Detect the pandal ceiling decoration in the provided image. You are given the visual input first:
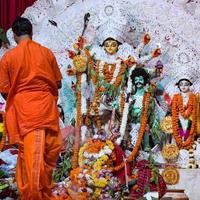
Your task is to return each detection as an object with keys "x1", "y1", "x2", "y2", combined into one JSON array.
[{"x1": 4, "y1": 0, "x2": 200, "y2": 112}]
